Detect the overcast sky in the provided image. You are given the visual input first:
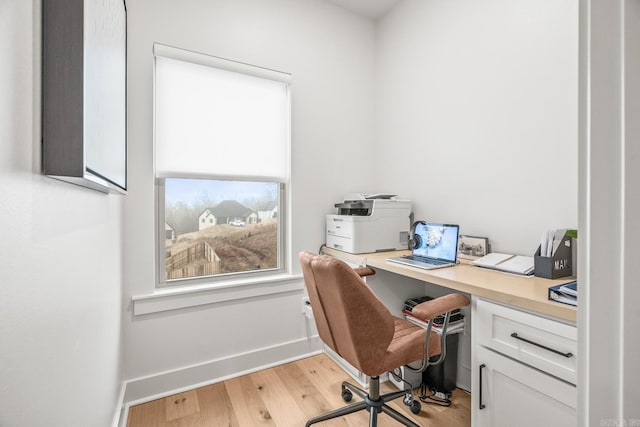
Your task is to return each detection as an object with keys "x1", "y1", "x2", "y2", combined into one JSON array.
[{"x1": 165, "y1": 178, "x2": 277, "y2": 206}]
